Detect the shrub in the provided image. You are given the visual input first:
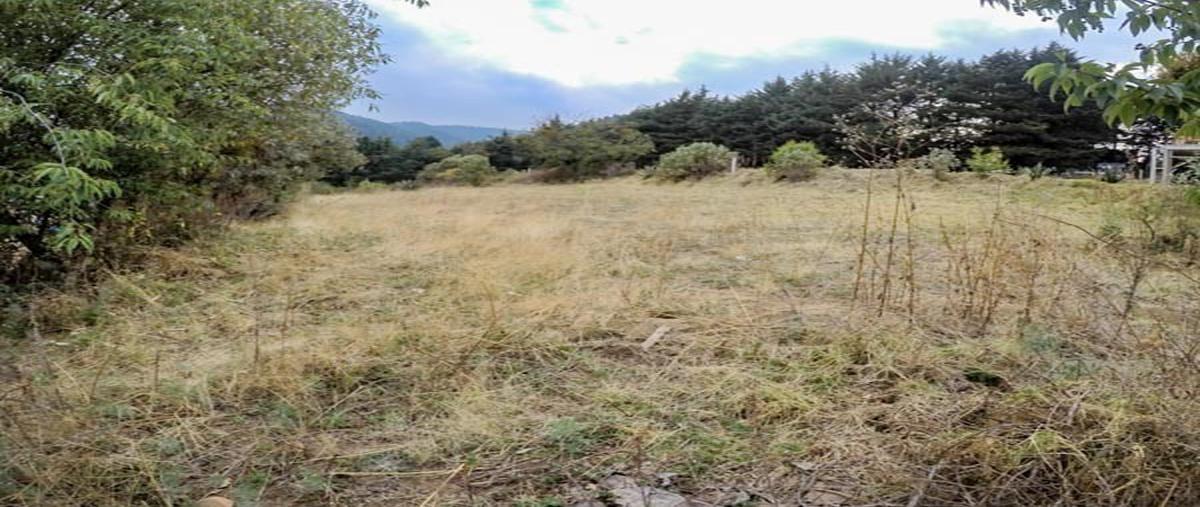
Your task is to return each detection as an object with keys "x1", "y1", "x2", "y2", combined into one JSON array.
[
  {"x1": 1129, "y1": 187, "x2": 1200, "y2": 261},
  {"x1": 1023, "y1": 163, "x2": 1053, "y2": 180},
  {"x1": 418, "y1": 155, "x2": 498, "y2": 187},
  {"x1": 764, "y1": 141, "x2": 827, "y2": 181},
  {"x1": 1, "y1": 0, "x2": 384, "y2": 286},
  {"x1": 1174, "y1": 159, "x2": 1200, "y2": 185},
  {"x1": 914, "y1": 148, "x2": 961, "y2": 178},
  {"x1": 966, "y1": 147, "x2": 1010, "y2": 174},
  {"x1": 655, "y1": 142, "x2": 735, "y2": 181}
]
